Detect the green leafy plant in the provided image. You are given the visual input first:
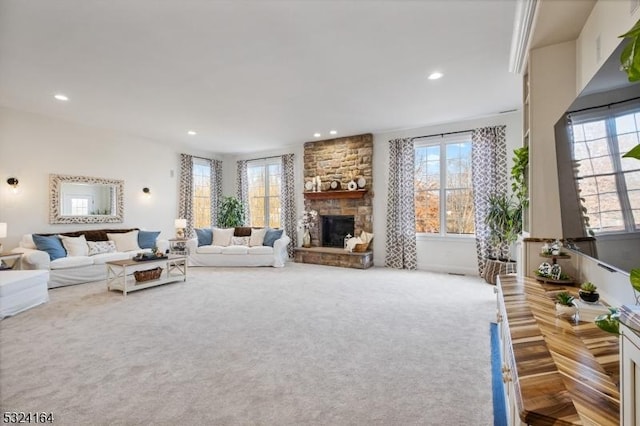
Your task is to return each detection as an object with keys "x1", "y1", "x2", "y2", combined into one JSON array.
[
  {"x1": 580, "y1": 282, "x2": 597, "y2": 293},
  {"x1": 595, "y1": 308, "x2": 621, "y2": 335},
  {"x1": 217, "y1": 196, "x2": 245, "y2": 228},
  {"x1": 620, "y1": 20, "x2": 640, "y2": 159},
  {"x1": 555, "y1": 291, "x2": 575, "y2": 307},
  {"x1": 511, "y1": 146, "x2": 529, "y2": 210},
  {"x1": 631, "y1": 268, "x2": 640, "y2": 304},
  {"x1": 485, "y1": 193, "x2": 521, "y2": 261}
]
